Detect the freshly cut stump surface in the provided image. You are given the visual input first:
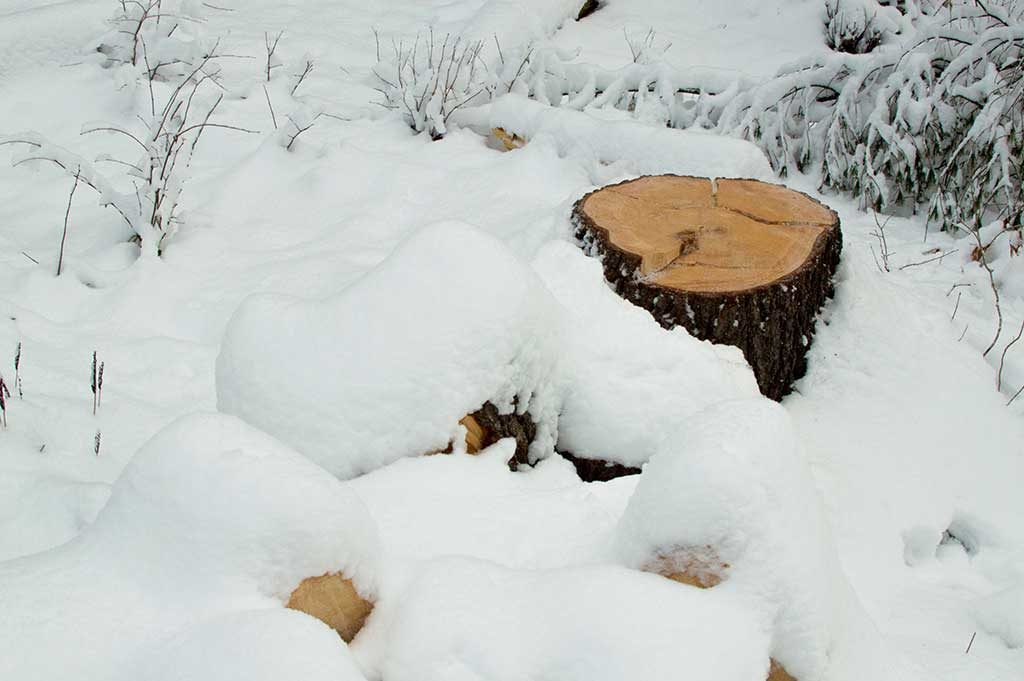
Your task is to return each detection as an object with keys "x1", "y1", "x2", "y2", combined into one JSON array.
[
  {"x1": 573, "y1": 175, "x2": 841, "y2": 401},
  {"x1": 286, "y1": 573, "x2": 373, "y2": 643}
]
